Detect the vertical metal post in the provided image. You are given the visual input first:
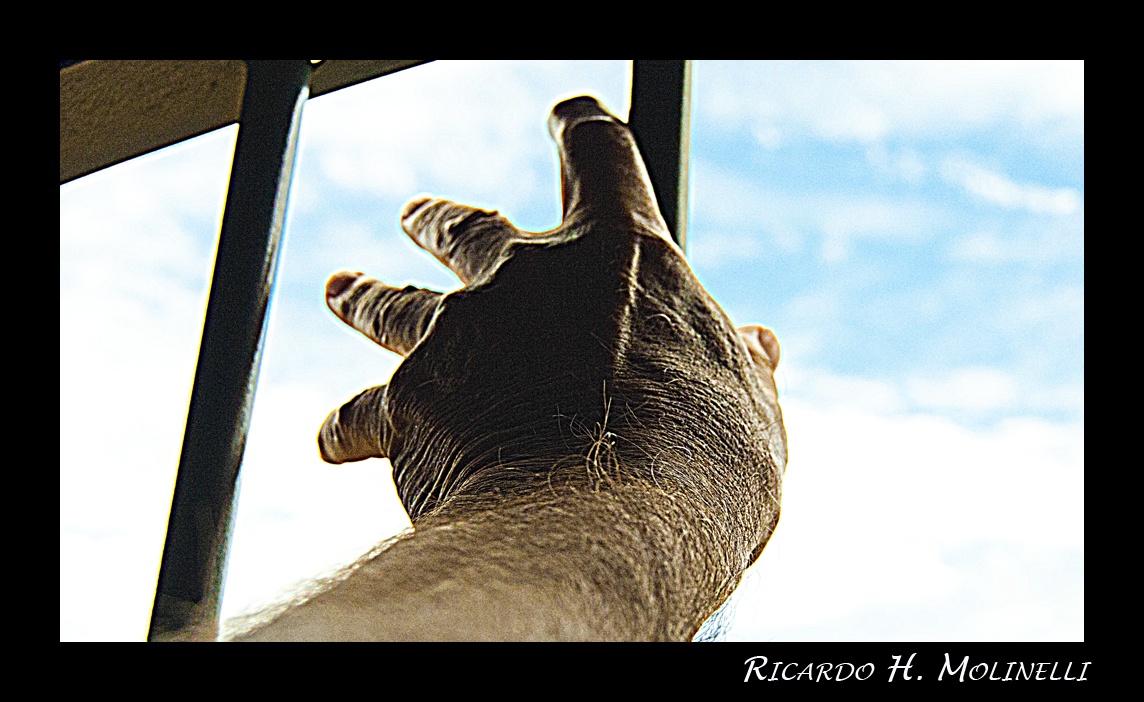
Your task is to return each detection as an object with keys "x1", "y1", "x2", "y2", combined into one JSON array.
[
  {"x1": 148, "y1": 60, "x2": 311, "y2": 641},
  {"x1": 628, "y1": 60, "x2": 692, "y2": 251}
]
